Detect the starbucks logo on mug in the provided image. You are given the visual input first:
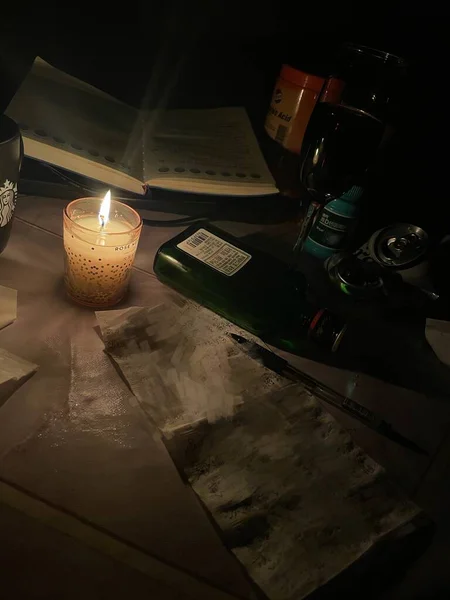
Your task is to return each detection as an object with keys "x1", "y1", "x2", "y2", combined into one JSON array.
[{"x1": 0, "y1": 179, "x2": 17, "y2": 227}]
